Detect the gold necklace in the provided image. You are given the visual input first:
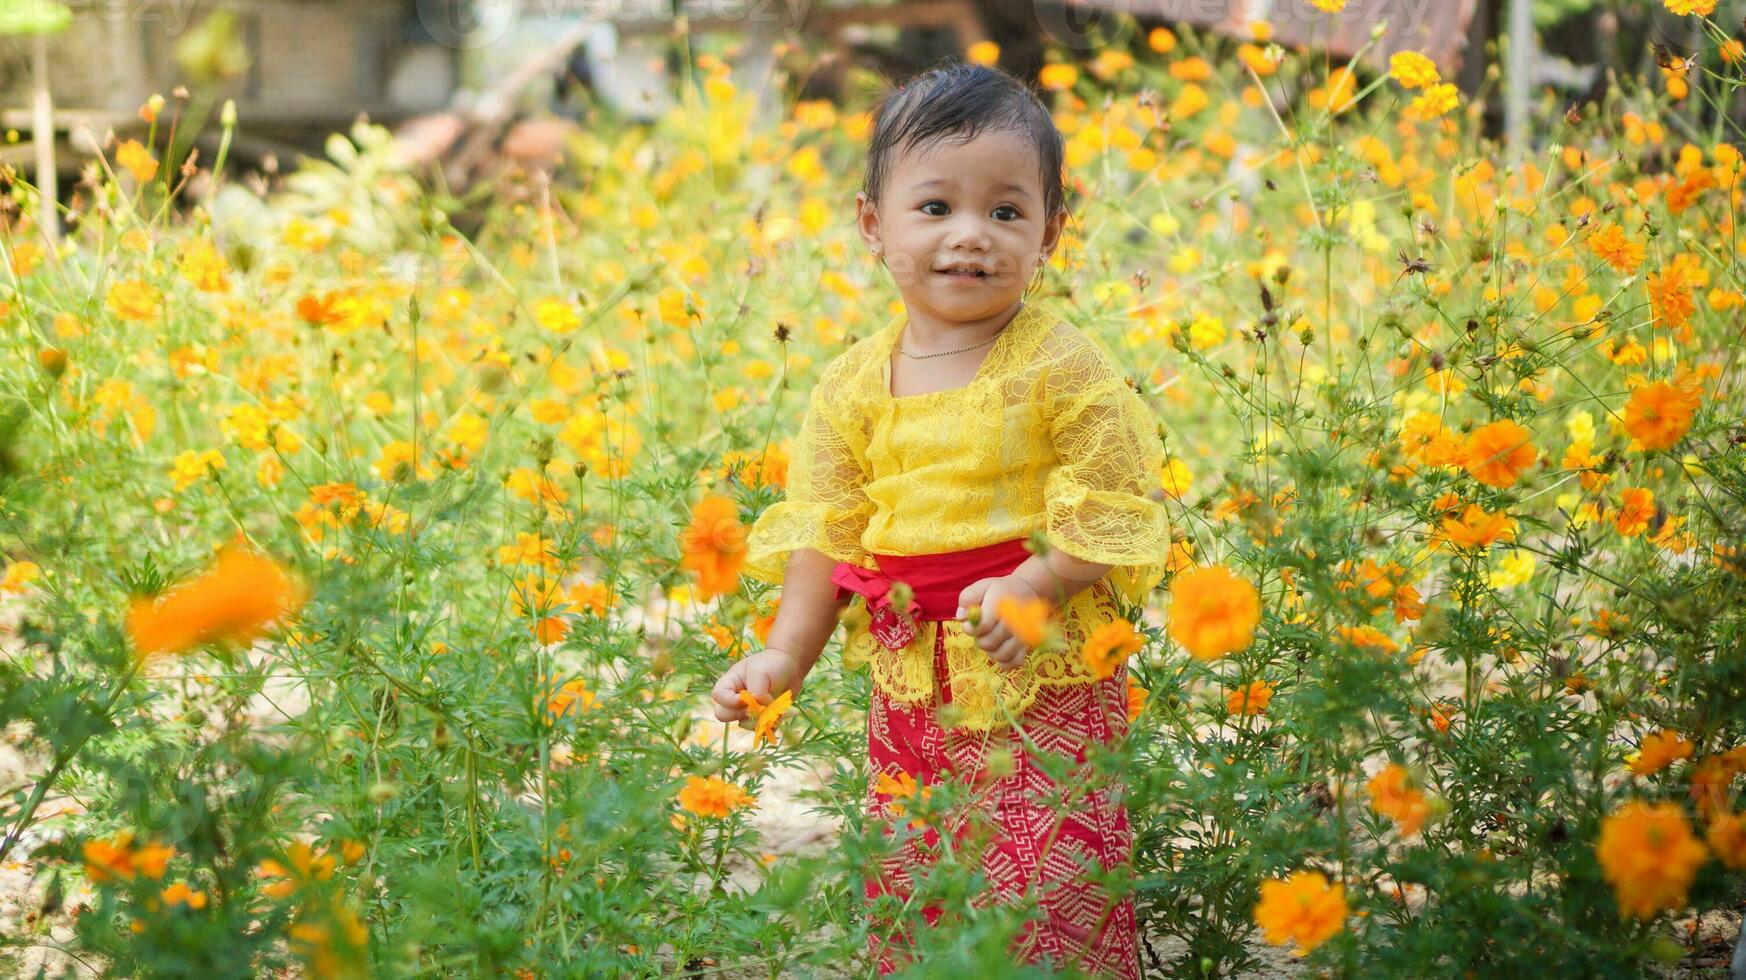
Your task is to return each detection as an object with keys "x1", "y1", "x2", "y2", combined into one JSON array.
[{"x1": 896, "y1": 306, "x2": 1022, "y2": 359}]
